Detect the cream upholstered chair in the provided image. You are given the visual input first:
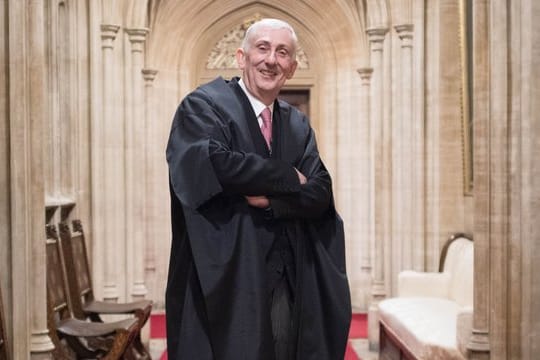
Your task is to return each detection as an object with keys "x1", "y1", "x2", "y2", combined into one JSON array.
[{"x1": 379, "y1": 234, "x2": 473, "y2": 360}]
